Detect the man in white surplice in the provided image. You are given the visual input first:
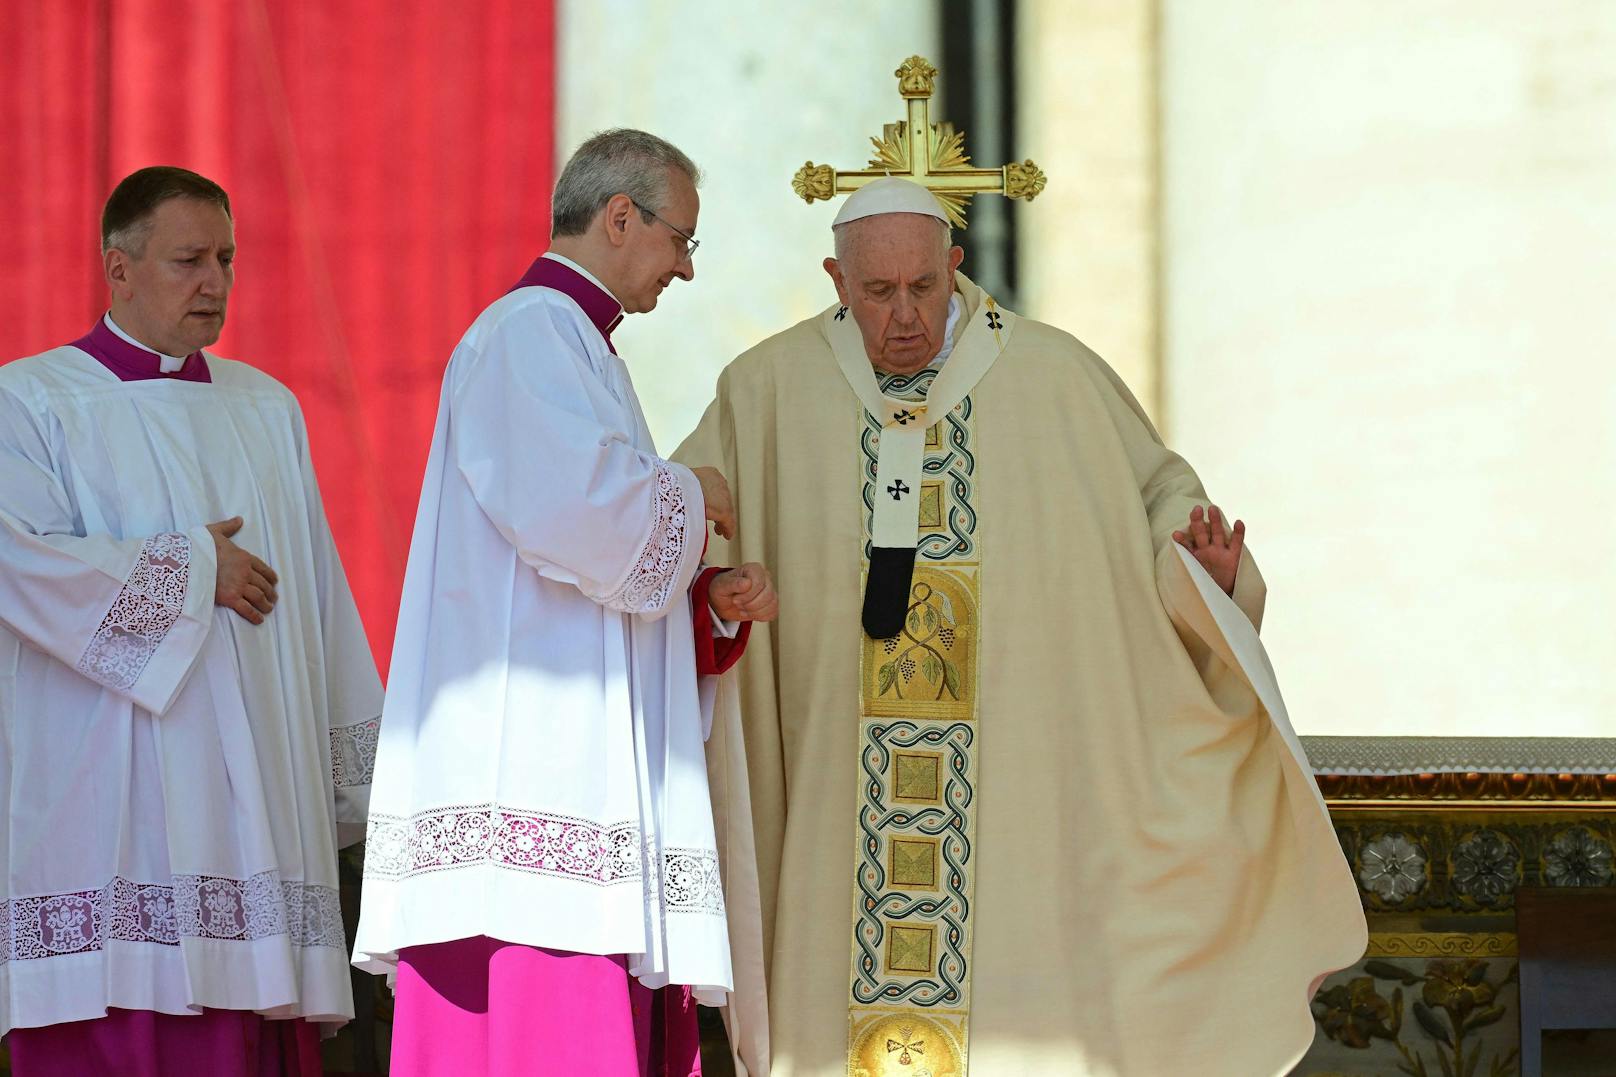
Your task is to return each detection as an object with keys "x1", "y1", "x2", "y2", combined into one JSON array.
[
  {"x1": 0, "y1": 167, "x2": 382, "y2": 1073},
  {"x1": 353, "y1": 130, "x2": 778, "y2": 1077}
]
